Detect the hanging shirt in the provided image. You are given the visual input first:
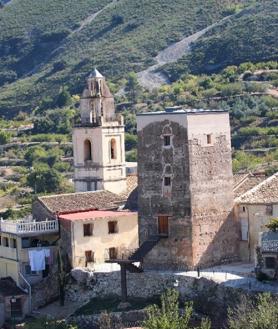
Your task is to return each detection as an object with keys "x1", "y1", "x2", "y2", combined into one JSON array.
[{"x1": 28, "y1": 250, "x2": 46, "y2": 271}]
